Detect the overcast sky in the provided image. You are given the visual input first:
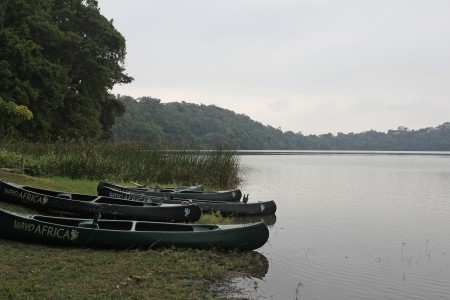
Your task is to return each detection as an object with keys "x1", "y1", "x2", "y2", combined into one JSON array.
[{"x1": 97, "y1": 0, "x2": 450, "y2": 135}]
